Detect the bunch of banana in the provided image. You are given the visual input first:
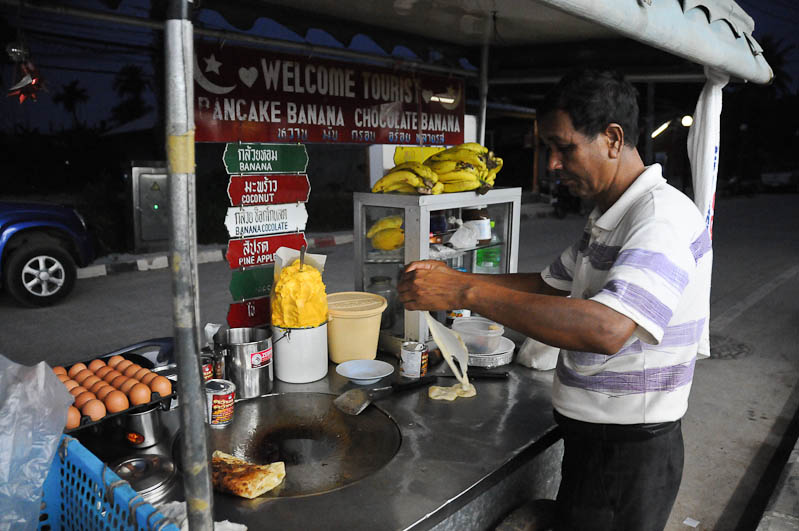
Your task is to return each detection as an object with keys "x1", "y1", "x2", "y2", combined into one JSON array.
[
  {"x1": 366, "y1": 215, "x2": 403, "y2": 238},
  {"x1": 367, "y1": 215, "x2": 405, "y2": 250},
  {"x1": 371, "y1": 227, "x2": 405, "y2": 250},
  {"x1": 371, "y1": 161, "x2": 441, "y2": 195},
  {"x1": 424, "y1": 143, "x2": 504, "y2": 194}
]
